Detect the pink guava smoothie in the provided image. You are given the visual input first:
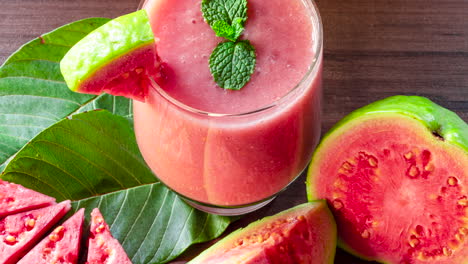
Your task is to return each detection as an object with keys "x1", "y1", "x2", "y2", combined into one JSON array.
[{"x1": 134, "y1": 0, "x2": 323, "y2": 206}]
